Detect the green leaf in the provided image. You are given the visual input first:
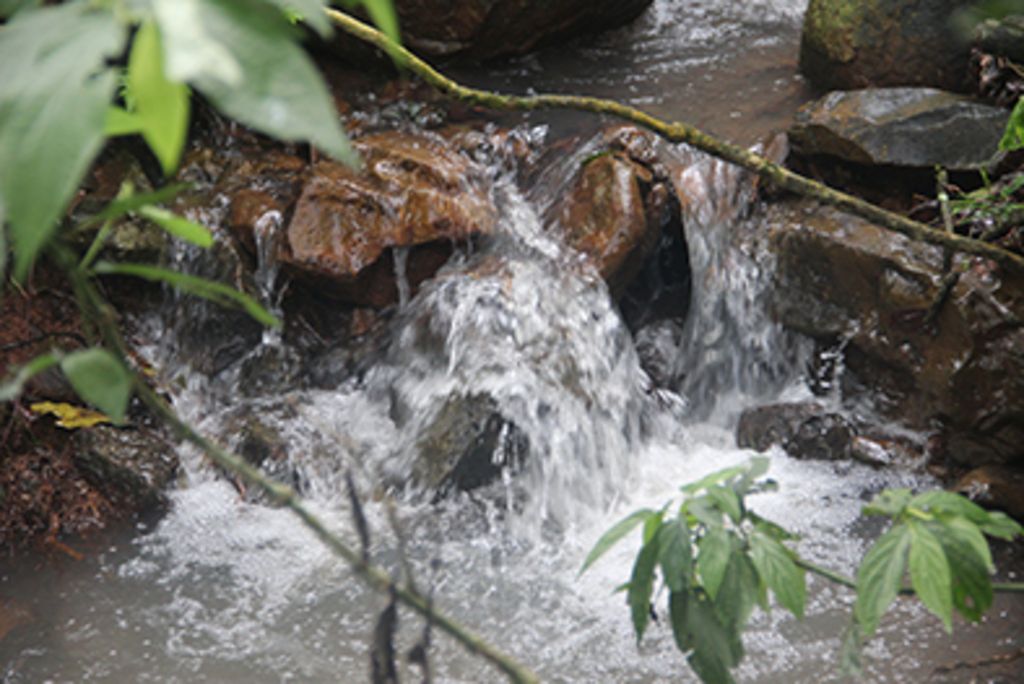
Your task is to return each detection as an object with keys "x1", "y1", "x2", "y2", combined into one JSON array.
[
  {"x1": 733, "y1": 455, "x2": 770, "y2": 496},
  {"x1": 999, "y1": 97, "x2": 1024, "y2": 151},
  {"x1": 749, "y1": 531, "x2": 806, "y2": 620},
  {"x1": 629, "y1": 531, "x2": 661, "y2": 643},
  {"x1": 911, "y1": 490, "x2": 992, "y2": 523},
  {"x1": 92, "y1": 261, "x2": 281, "y2": 328},
  {"x1": 749, "y1": 513, "x2": 801, "y2": 542},
  {"x1": 0, "y1": 0, "x2": 41, "y2": 20},
  {"x1": 84, "y1": 184, "x2": 192, "y2": 228},
  {"x1": 0, "y1": 2, "x2": 127, "y2": 279},
  {"x1": 682, "y1": 465, "x2": 746, "y2": 495},
  {"x1": 268, "y1": 0, "x2": 332, "y2": 37},
  {"x1": 855, "y1": 523, "x2": 912, "y2": 636},
  {"x1": 936, "y1": 513, "x2": 994, "y2": 572},
  {"x1": 669, "y1": 589, "x2": 694, "y2": 652},
  {"x1": 978, "y1": 511, "x2": 1024, "y2": 541},
  {"x1": 908, "y1": 520, "x2": 953, "y2": 632},
  {"x1": 643, "y1": 505, "x2": 667, "y2": 545},
  {"x1": 862, "y1": 488, "x2": 912, "y2": 517},
  {"x1": 707, "y1": 485, "x2": 743, "y2": 524},
  {"x1": 698, "y1": 526, "x2": 733, "y2": 600},
  {"x1": 685, "y1": 495, "x2": 726, "y2": 529},
  {"x1": 137, "y1": 206, "x2": 213, "y2": 247},
  {"x1": 357, "y1": 0, "x2": 402, "y2": 59},
  {"x1": 580, "y1": 508, "x2": 655, "y2": 576},
  {"x1": 715, "y1": 550, "x2": 762, "y2": 632},
  {"x1": 0, "y1": 352, "x2": 61, "y2": 402},
  {"x1": 60, "y1": 348, "x2": 132, "y2": 424},
  {"x1": 838, "y1": 617, "x2": 864, "y2": 679},
  {"x1": 686, "y1": 588, "x2": 741, "y2": 683},
  {"x1": 105, "y1": 106, "x2": 142, "y2": 137},
  {"x1": 930, "y1": 519, "x2": 993, "y2": 622},
  {"x1": 1, "y1": 201, "x2": 7, "y2": 285},
  {"x1": 155, "y1": 0, "x2": 357, "y2": 166},
  {"x1": 123, "y1": 20, "x2": 191, "y2": 176},
  {"x1": 657, "y1": 517, "x2": 693, "y2": 593}
]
